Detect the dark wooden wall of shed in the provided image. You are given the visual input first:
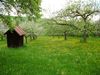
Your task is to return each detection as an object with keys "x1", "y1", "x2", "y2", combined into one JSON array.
[{"x1": 6, "y1": 30, "x2": 24, "y2": 48}]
